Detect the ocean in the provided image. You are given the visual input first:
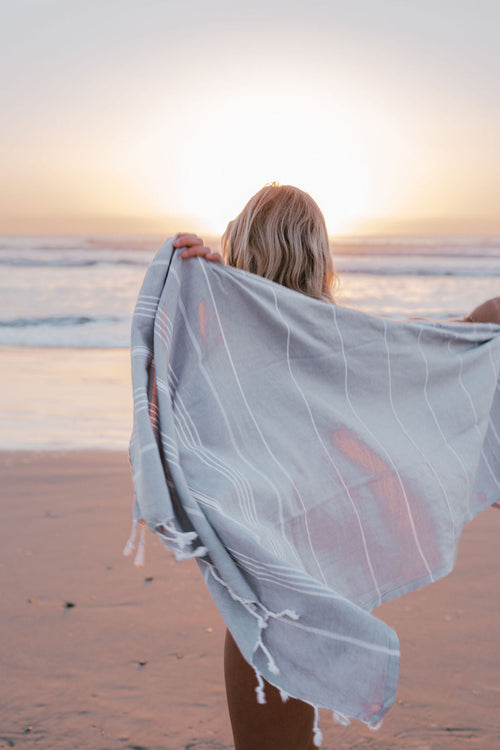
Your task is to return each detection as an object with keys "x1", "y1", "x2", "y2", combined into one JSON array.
[
  {"x1": 1, "y1": 235, "x2": 499, "y2": 348},
  {"x1": 1, "y1": 234, "x2": 499, "y2": 449}
]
